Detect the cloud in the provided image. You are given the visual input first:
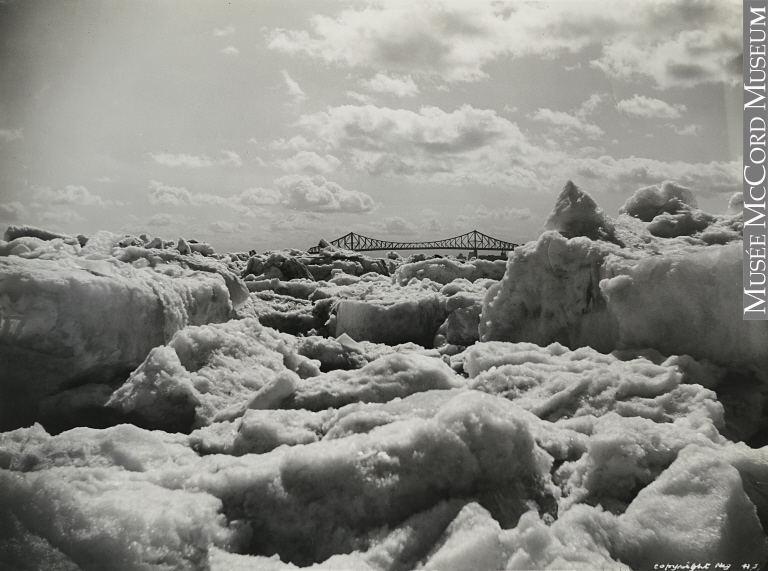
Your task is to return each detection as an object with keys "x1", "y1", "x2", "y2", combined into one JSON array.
[
  {"x1": 268, "y1": 211, "x2": 323, "y2": 233},
  {"x1": 347, "y1": 91, "x2": 376, "y2": 105},
  {"x1": 277, "y1": 174, "x2": 375, "y2": 212},
  {"x1": 473, "y1": 204, "x2": 533, "y2": 221},
  {"x1": 147, "y1": 213, "x2": 174, "y2": 227},
  {"x1": 577, "y1": 93, "x2": 608, "y2": 117},
  {"x1": 95, "y1": 176, "x2": 115, "y2": 183},
  {"x1": 213, "y1": 25, "x2": 235, "y2": 37},
  {"x1": 220, "y1": 150, "x2": 243, "y2": 166},
  {"x1": 667, "y1": 123, "x2": 703, "y2": 136},
  {"x1": 274, "y1": 151, "x2": 341, "y2": 174},
  {"x1": 296, "y1": 103, "x2": 545, "y2": 187},
  {"x1": 556, "y1": 155, "x2": 740, "y2": 196},
  {"x1": 361, "y1": 73, "x2": 419, "y2": 97},
  {"x1": 0, "y1": 201, "x2": 27, "y2": 221},
  {"x1": 529, "y1": 108, "x2": 604, "y2": 140},
  {"x1": 267, "y1": 1, "x2": 740, "y2": 88},
  {"x1": 221, "y1": 46, "x2": 240, "y2": 56},
  {"x1": 454, "y1": 205, "x2": 533, "y2": 235},
  {"x1": 289, "y1": 101, "x2": 739, "y2": 196},
  {"x1": 152, "y1": 154, "x2": 215, "y2": 168},
  {"x1": 147, "y1": 181, "x2": 281, "y2": 214},
  {"x1": 35, "y1": 185, "x2": 105, "y2": 206},
  {"x1": 591, "y1": 8, "x2": 742, "y2": 88},
  {"x1": 267, "y1": 2, "x2": 585, "y2": 83},
  {"x1": 617, "y1": 95, "x2": 686, "y2": 119},
  {"x1": 365, "y1": 216, "x2": 418, "y2": 237},
  {"x1": 237, "y1": 187, "x2": 282, "y2": 206},
  {"x1": 426, "y1": 218, "x2": 442, "y2": 233},
  {"x1": 269, "y1": 136, "x2": 316, "y2": 152},
  {"x1": 39, "y1": 209, "x2": 83, "y2": 224},
  {"x1": 0, "y1": 128, "x2": 22, "y2": 142},
  {"x1": 209, "y1": 221, "x2": 250, "y2": 234},
  {"x1": 151, "y1": 150, "x2": 242, "y2": 168},
  {"x1": 148, "y1": 181, "x2": 192, "y2": 205},
  {"x1": 281, "y1": 70, "x2": 306, "y2": 103}
]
